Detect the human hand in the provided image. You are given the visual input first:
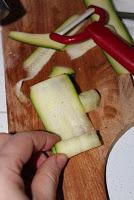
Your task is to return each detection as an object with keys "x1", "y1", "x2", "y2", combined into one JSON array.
[{"x1": 0, "y1": 131, "x2": 68, "y2": 200}]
